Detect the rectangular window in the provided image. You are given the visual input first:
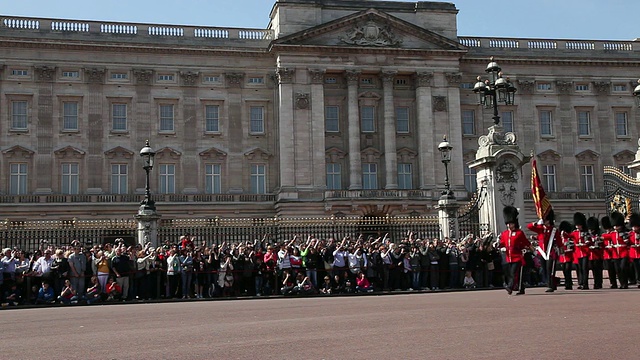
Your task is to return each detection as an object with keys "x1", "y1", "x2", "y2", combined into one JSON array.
[
  {"x1": 248, "y1": 77, "x2": 264, "y2": 84},
  {"x1": 250, "y1": 164, "x2": 266, "y2": 194},
  {"x1": 575, "y1": 84, "x2": 589, "y2": 91},
  {"x1": 501, "y1": 111, "x2": 514, "y2": 133},
  {"x1": 618, "y1": 165, "x2": 632, "y2": 176},
  {"x1": 542, "y1": 165, "x2": 557, "y2": 192},
  {"x1": 537, "y1": 83, "x2": 552, "y2": 91},
  {"x1": 11, "y1": 101, "x2": 28, "y2": 130},
  {"x1": 462, "y1": 110, "x2": 475, "y2": 135},
  {"x1": 613, "y1": 84, "x2": 627, "y2": 92},
  {"x1": 460, "y1": 83, "x2": 474, "y2": 89},
  {"x1": 61, "y1": 163, "x2": 79, "y2": 195},
  {"x1": 9, "y1": 163, "x2": 27, "y2": 195},
  {"x1": 325, "y1": 106, "x2": 339, "y2": 132},
  {"x1": 203, "y1": 76, "x2": 220, "y2": 83},
  {"x1": 205, "y1": 164, "x2": 222, "y2": 194},
  {"x1": 464, "y1": 166, "x2": 477, "y2": 193},
  {"x1": 11, "y1": 69, "x2": 28, "y2": 76},
  {"x1": 63, "y1": 102, "x2": 78, "y2": 131},
  {"x1": 395, "y1": 78, "x2": 408, "y2": 86},
  {"x1": 112, "y1": 103, "x2": 127, "y2": 131},
  {"x1": 397, "y1": 163, "x2": 412, "y2": 190},
  {"x1": 396, "y1": 107, "x2": 409, "y2": 133},
  {"x1": 577, "y1": 111, "x2": 590, "y2": 136},
  {"x1": 205, "y1": 105, "x2": 220, "y2": 132},
  {"x1": 159, "y1": 104, "x2": 174, "y2": 132},
  {"x1": 62, "y1": 71, "x2": 80, "y2": 78},
  {"x1": 615, "y1": 112, "x2": 628, "y2": 136},
  {"x1": 539, "y1": 110, "x2": 553, "y2": 136},
  {"x1": 159, "y1": 164, "x2": 175, "y2": 194},
  {"x1": 111, "y1": 73, "x2": 128, "y2": 80},
  {"x1": 324, "y1": 77, "x2": 337, "y2": 84},
  {"x1": 158, "y1": 74, "x2": 174, "y2": 81},
  {"x1": 580, "y1": 165, "x2": 594, "y2": 192},
  {"x1": 360, "y1": 77, "x2": 373, "y2": 85},
  {"x1": 110, "y1": 164, "x2": 128, "y2": 194},
  {"x1": 326, "y1": 163, "x2": 342, "y2": 190},
  {"x1": 250, "y1": 106, "x2": 264, "y2": 134},
  {"x1": 360, "y1": 106, "x2": 375, "y2": 133},
  {"x1": 362, "y1": 163, "x2": 378, "y2": 190}
]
